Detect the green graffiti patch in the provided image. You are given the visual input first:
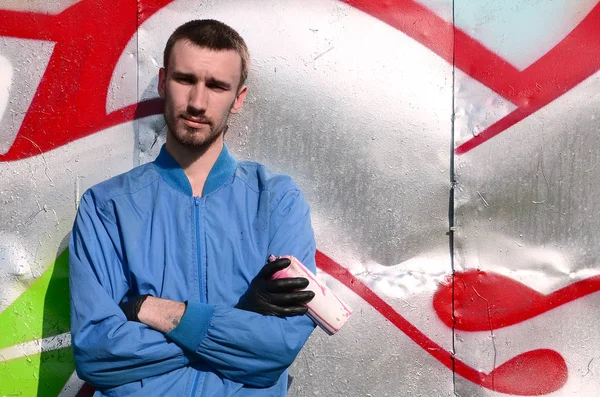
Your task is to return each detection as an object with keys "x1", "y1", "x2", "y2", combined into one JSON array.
[
  {"x1": 0, "y1": 250, "x2": 75, "y2": 397},
  {"x1": 0, "y1": 250, "x2": 70, "y2": 350},
  {"x1": 0, "y1": 347, "x2": 75, "y2": 397}
]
